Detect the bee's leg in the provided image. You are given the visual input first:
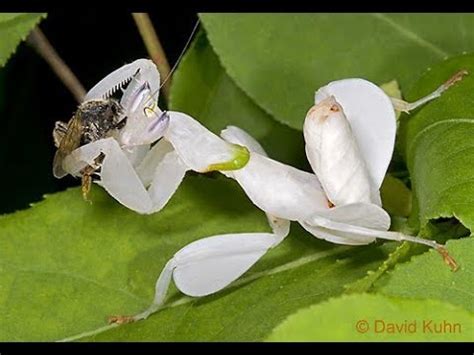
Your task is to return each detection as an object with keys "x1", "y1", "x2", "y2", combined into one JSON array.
[
  {"x1": 81, "y1": 168, "x2": 93, "y2": 202},
  {"x1": 80, "y1": 153, "x2": 105, "y2": 202},
  {"x1": 391, "y1": 69, "x2": 468, "y2": 113}
]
